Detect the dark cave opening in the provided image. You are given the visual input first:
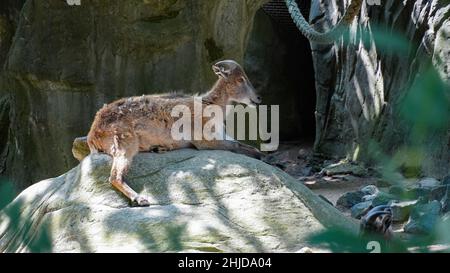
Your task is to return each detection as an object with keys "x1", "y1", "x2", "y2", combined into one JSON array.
[{"x1": 244, "y1": 0, "x2": 316, "y2": 143}]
